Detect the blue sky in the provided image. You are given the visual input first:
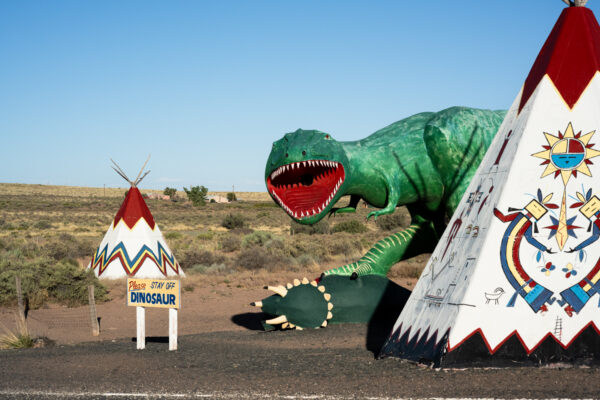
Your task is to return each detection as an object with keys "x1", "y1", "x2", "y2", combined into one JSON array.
[{"x1": 1, "y1": 1, "x2": 595, "y2": 191}]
